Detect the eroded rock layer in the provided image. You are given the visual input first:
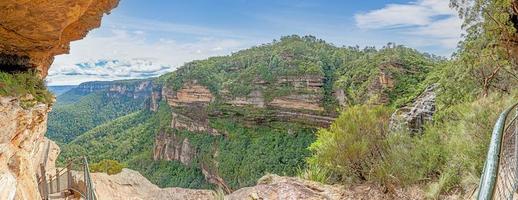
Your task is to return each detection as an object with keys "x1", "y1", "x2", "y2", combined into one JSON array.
[
  {"x1": 153, "y1": 131, "x2": 196, "y2": 165},
  {"x1": 0, "y1": 0, "x2": 119, "y2": 77}
]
